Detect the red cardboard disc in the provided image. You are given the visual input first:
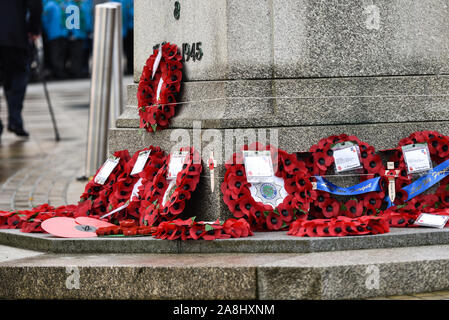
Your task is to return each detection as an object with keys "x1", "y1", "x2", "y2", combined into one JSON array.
[{"x1": 41, "y1": 217, "x2": 113, "y2": 238}]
